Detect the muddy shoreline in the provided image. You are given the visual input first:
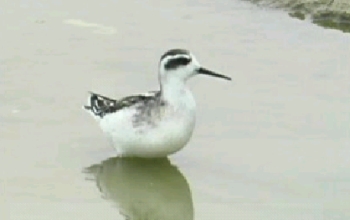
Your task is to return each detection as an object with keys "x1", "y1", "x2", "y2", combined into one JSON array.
[{"x1": 247, "y1": 0, "x2": 350, "y2": 33}]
